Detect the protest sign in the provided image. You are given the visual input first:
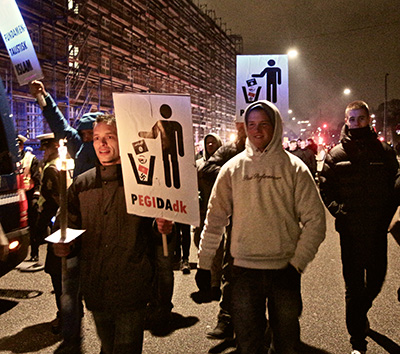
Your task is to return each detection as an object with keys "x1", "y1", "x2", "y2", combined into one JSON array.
[
  {"x1": 0, "y1": 0, "x2": 43, "y2": 85},
  {"x1": 236, "y1": 55, "x2": 288, "y2": 120},
  {"x1": 113, "y1": 93, "x2": 200, "y2": 227}
]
